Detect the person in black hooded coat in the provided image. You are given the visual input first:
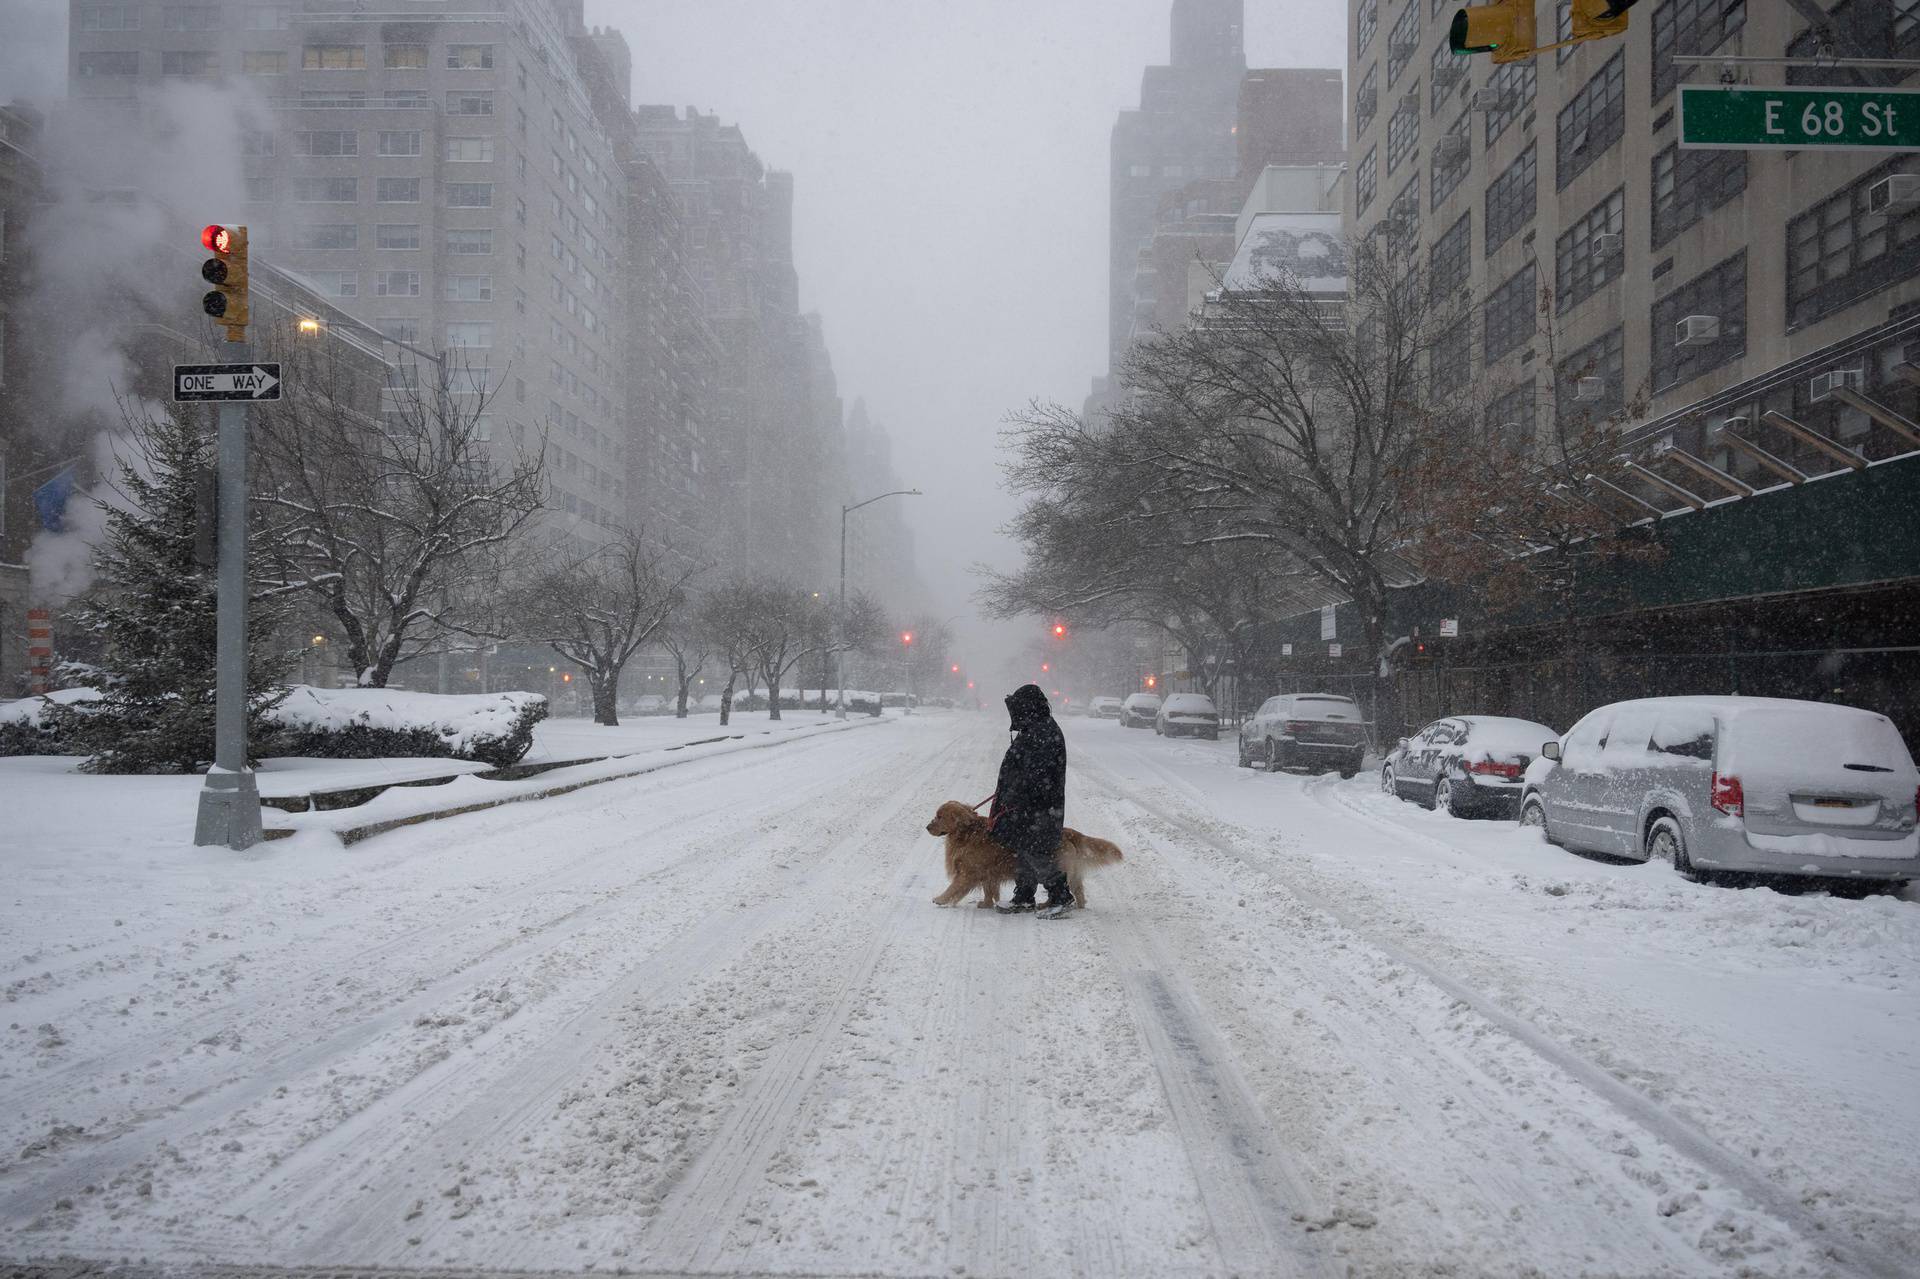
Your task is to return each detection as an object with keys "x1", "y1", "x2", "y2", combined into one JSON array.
[{"x1": 989, "y1": 683, "x2": 1072, "y2": 915}]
